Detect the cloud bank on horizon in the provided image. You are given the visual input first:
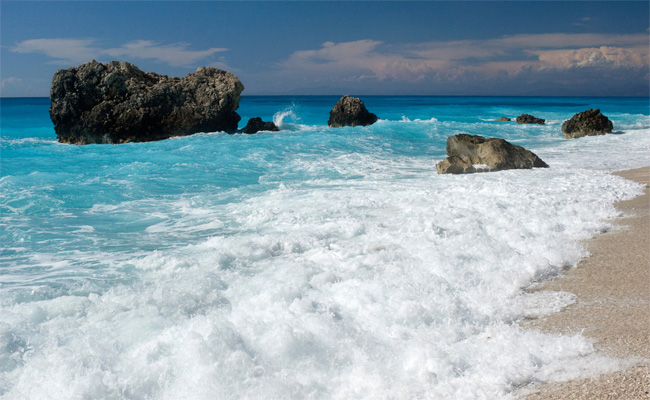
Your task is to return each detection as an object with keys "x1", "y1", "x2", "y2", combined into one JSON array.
[
  {"x1": 1, "y1": 2, "x2": 648, "y2": 97},
  {"x1": 277, "y1": 33, "x2": 649, "y2": 85}
]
